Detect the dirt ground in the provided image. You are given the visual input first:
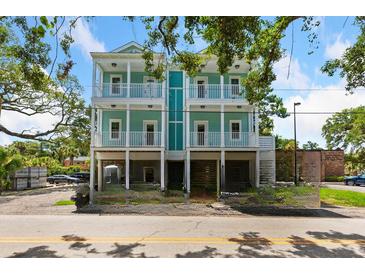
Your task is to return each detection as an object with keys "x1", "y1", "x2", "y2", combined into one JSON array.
[{"x1": 0, "y1": 185, "x2": 76, "y2": 215}]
